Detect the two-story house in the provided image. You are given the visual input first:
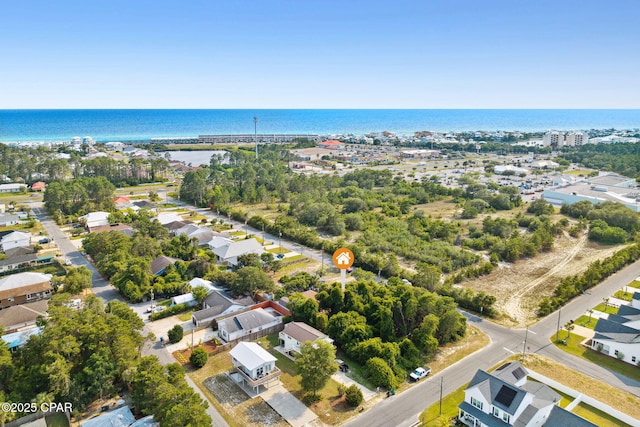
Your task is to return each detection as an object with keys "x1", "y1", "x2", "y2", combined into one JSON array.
[
  {"x1": 590, "y1": 304, "x2": 640, "y2": 365},
  {"x1": 458, "y1": 362, "x2": 595, "y2": 427},
  {"x1": 279, "y1": 321, "x2": 334, "y2": 356},
  {"x1": 229, "y1": 341, "x2": 280, "y2": 394},
  {"x1": 0, "y1": 272, "x2": 53, "y2": 309}
]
